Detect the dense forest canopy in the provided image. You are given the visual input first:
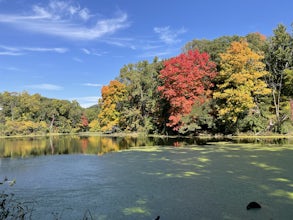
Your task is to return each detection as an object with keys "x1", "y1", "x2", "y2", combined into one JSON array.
[
  {"x1": 1, "y1": 24, "x2": 293, "y2": 136},
  {"x1": 0, "y1": 91, "x2": 98, "y2": 135}
]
